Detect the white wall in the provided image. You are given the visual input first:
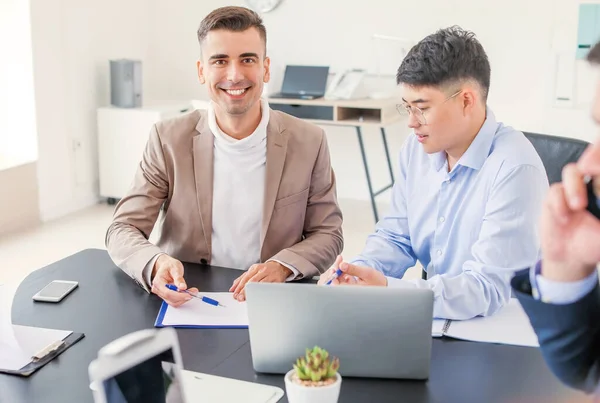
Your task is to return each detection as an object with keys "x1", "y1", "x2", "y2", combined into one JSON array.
[
  {"x1": 0, "y1": 163, "x2": 40, "y2": 236},
  {"x1": 146, "y1": 0, "x2": 600, "y2": 202},
  {"x1": 0, "y1": 0, "x2": 39, "y2": 232},
  {"x1": 29, "y1": 0, "x2": 154, "y2": 221},
  {"x1": 26, "y1": 0, "x2": 600, "y2": 221},
  {"x1": 0, "y1": 0, "x2": 38, "y2": 169}
]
